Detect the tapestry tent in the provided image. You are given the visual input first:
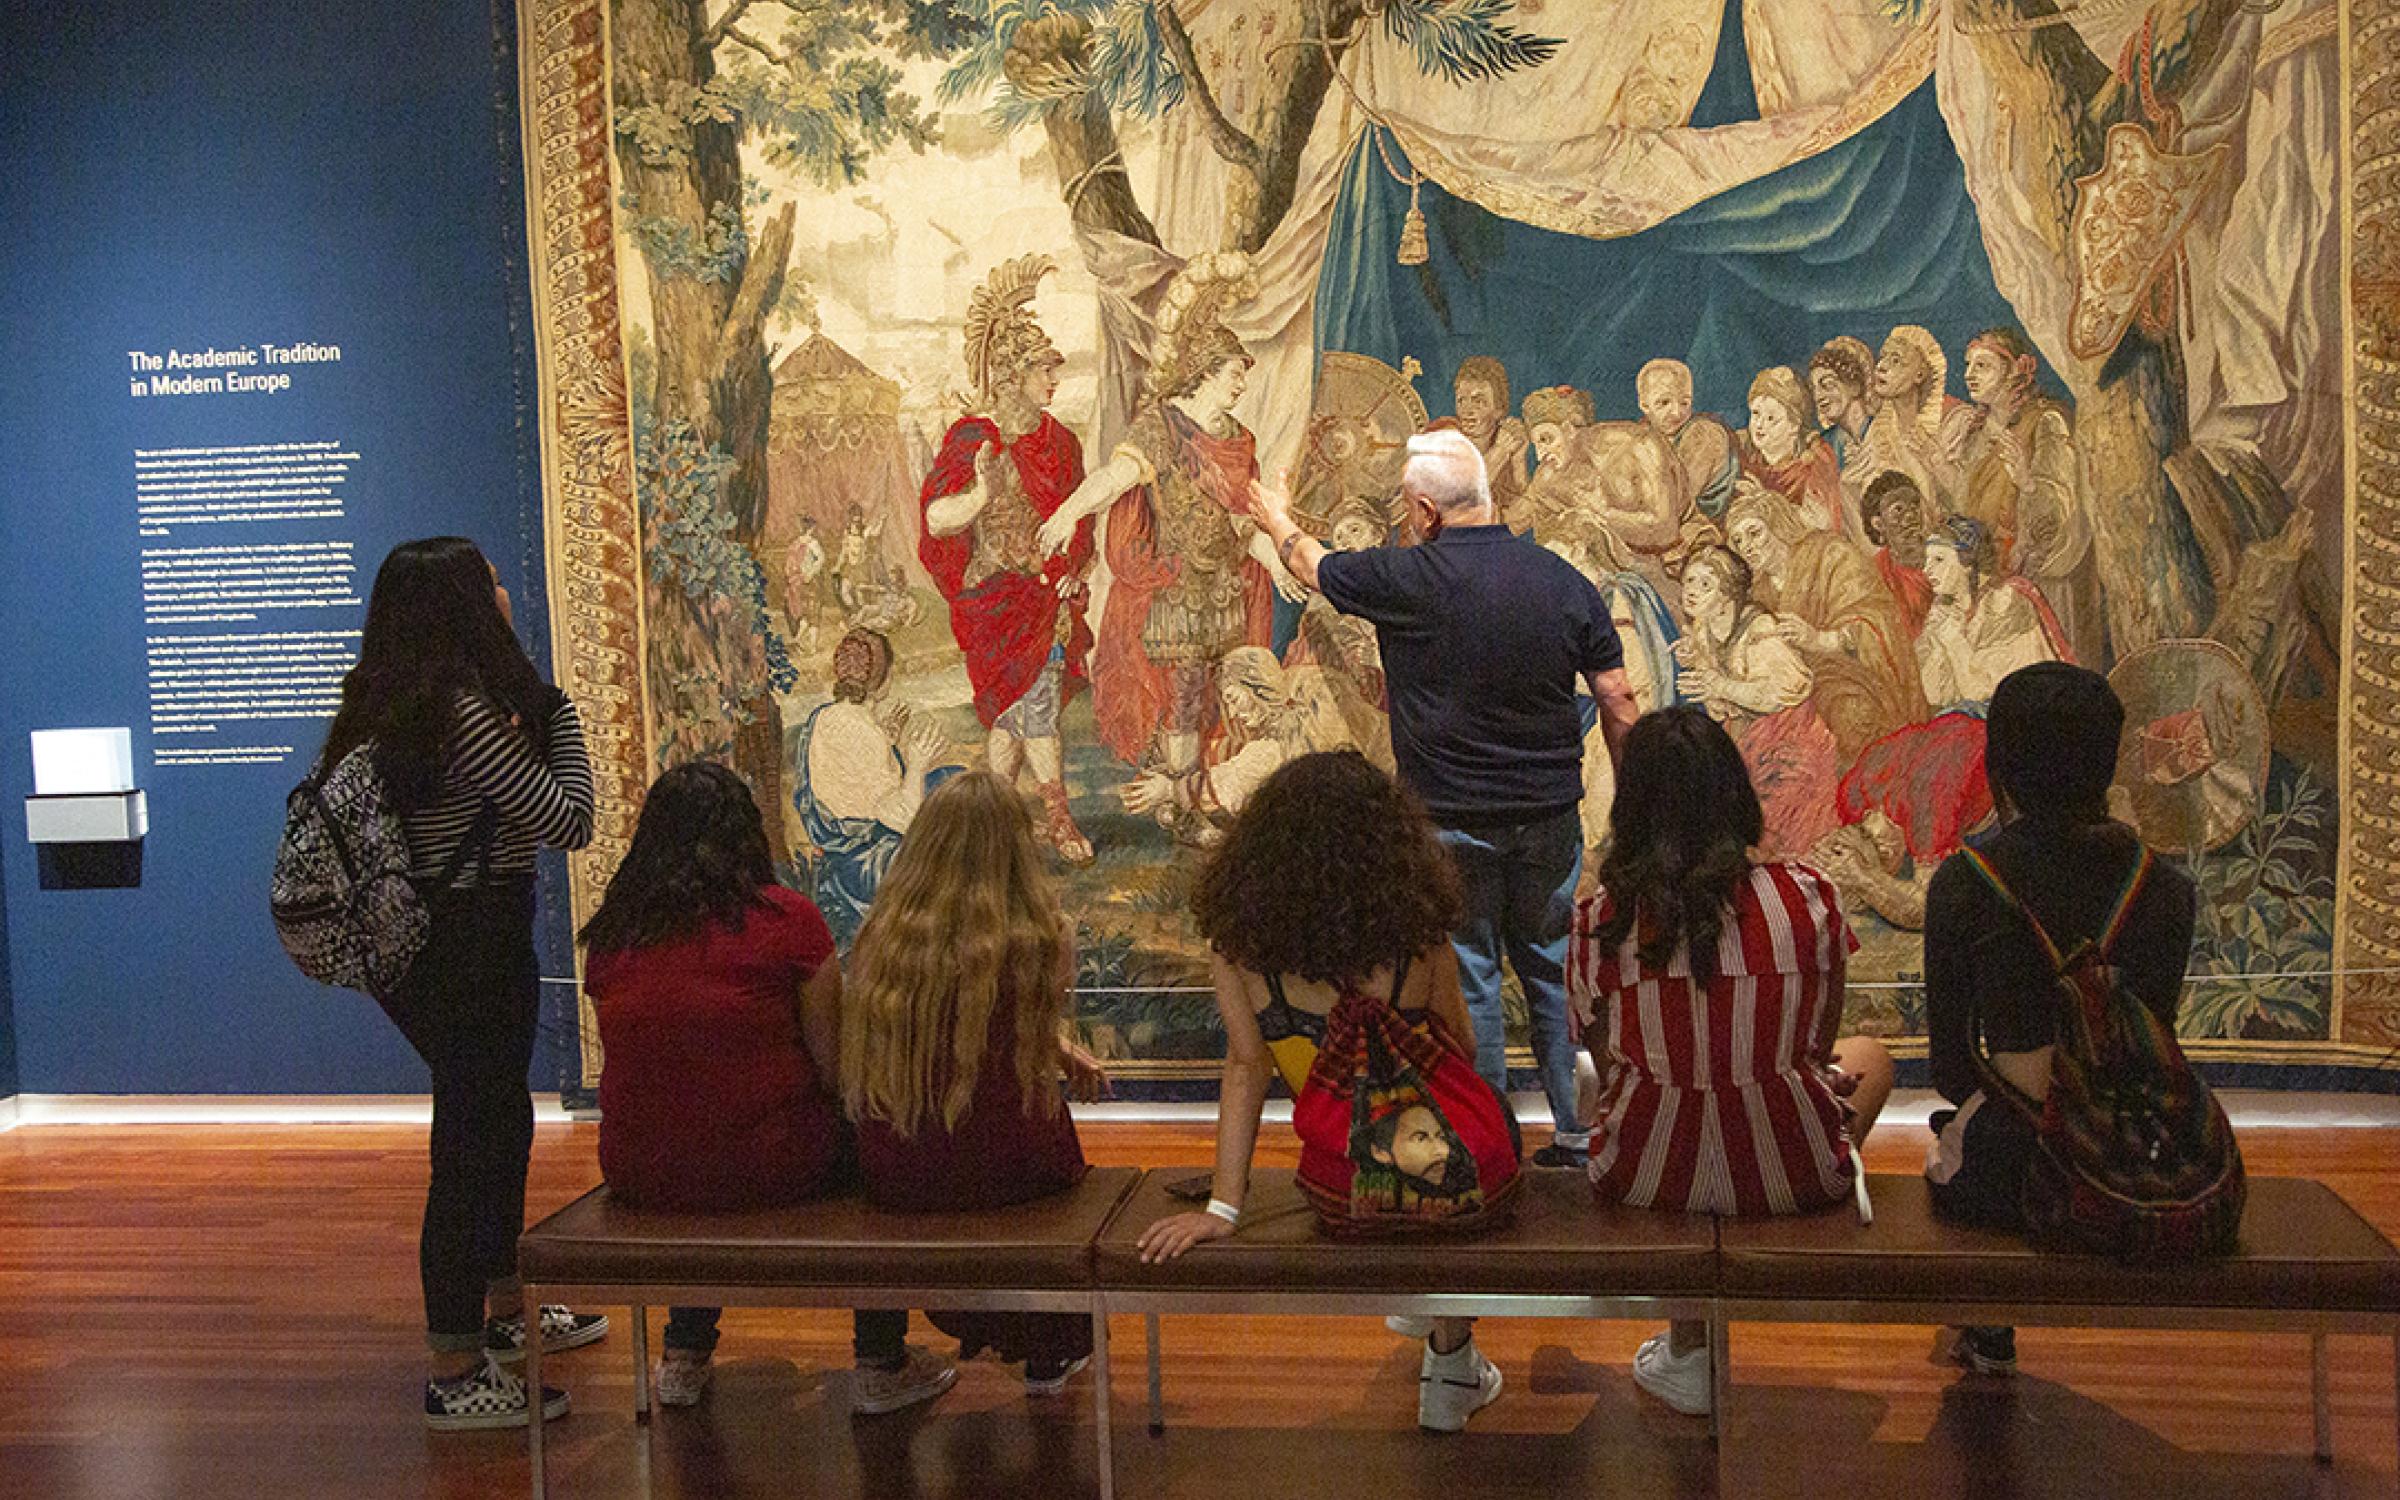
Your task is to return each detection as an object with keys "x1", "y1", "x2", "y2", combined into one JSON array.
[
  {"x1": 762, "y1": 332, "x2": 928, "y2": 645},
  {"x1": 519, "y1": 0, "x2": 2368, "y2": 1091}
]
